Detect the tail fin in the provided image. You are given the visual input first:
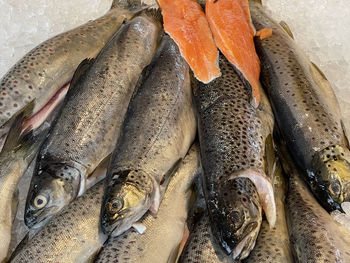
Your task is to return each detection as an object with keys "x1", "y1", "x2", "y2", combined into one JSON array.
[
  {"x1": 140, "y1": 7, "x2": 163, "y2": 24},
  {"x1": 249, "y1": 0, "x2": 262, "y2": 5},
  {"x1": 111, "y1": 0, "x2": 147, "y2": 11},
  {"x1": 1, "y1": 101, "x2": 34, "y2": 153}
]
